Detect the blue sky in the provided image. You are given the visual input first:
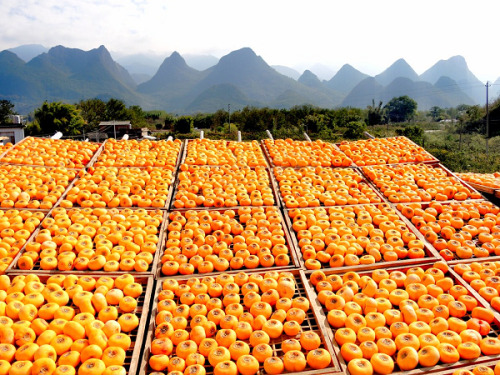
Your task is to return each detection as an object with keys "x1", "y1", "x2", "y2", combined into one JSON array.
[{"x1": 1, "y1": 0, "x2": 499, "y2": 82}]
